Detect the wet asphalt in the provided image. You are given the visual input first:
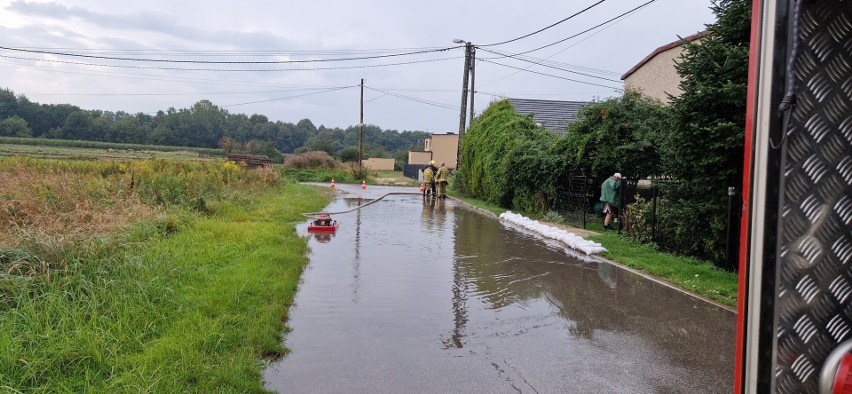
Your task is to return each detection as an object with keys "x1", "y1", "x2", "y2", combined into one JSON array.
[{"x1": 263, "y1": 184, "x2": 736, "y2": 393}]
